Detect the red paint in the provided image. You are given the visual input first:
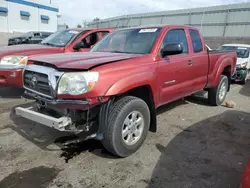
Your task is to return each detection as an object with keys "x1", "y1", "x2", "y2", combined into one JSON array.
[
  {"x1": 0, "y1": 69, "x2": 23, "y2": 87},
  {"x1": 241, "y1": 161, "x2": 250, "y2": 188},
  {"x1": 30, "y1": 25, "x2": 236, "y2": 109},
  {"x1": 0, "y1": 28, "x2": 113, "y2": 87}
]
